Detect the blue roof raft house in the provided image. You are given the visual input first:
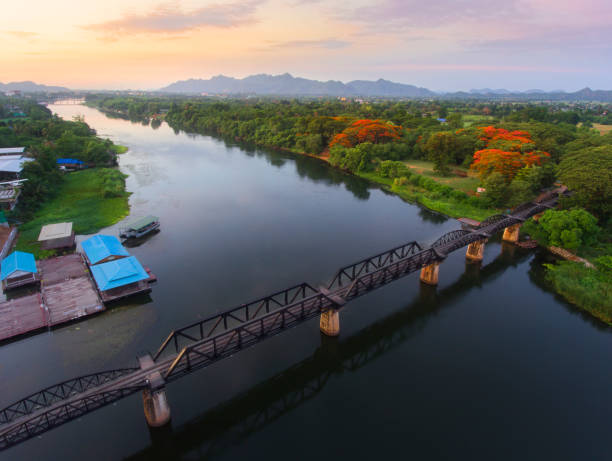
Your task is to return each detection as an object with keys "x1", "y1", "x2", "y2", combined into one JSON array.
[
  {"x1": 90, "y1": 256, "x2": 152, "y2": 302},
  {"x1": 81, "y1": 235, "x2": 129, "y2": 265},
  {"x1": 1, "y1": 250, "x2": 39, "y2": 291}
]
